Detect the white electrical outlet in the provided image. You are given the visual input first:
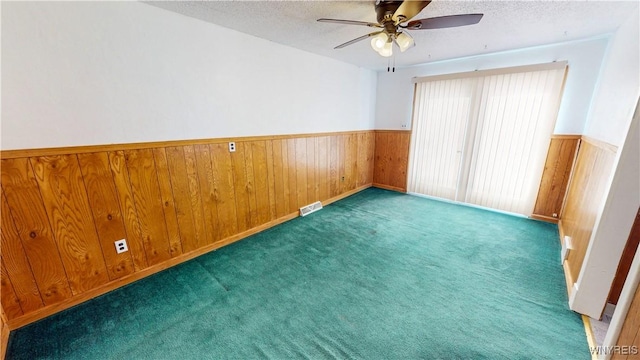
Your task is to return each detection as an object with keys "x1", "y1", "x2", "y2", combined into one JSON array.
[
  {"x1": 114, "y1": 239, "x2": 128, "y2": 254},
  {"x1": 229, "y1": 142, "x2": 236, "y2": 152}
]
